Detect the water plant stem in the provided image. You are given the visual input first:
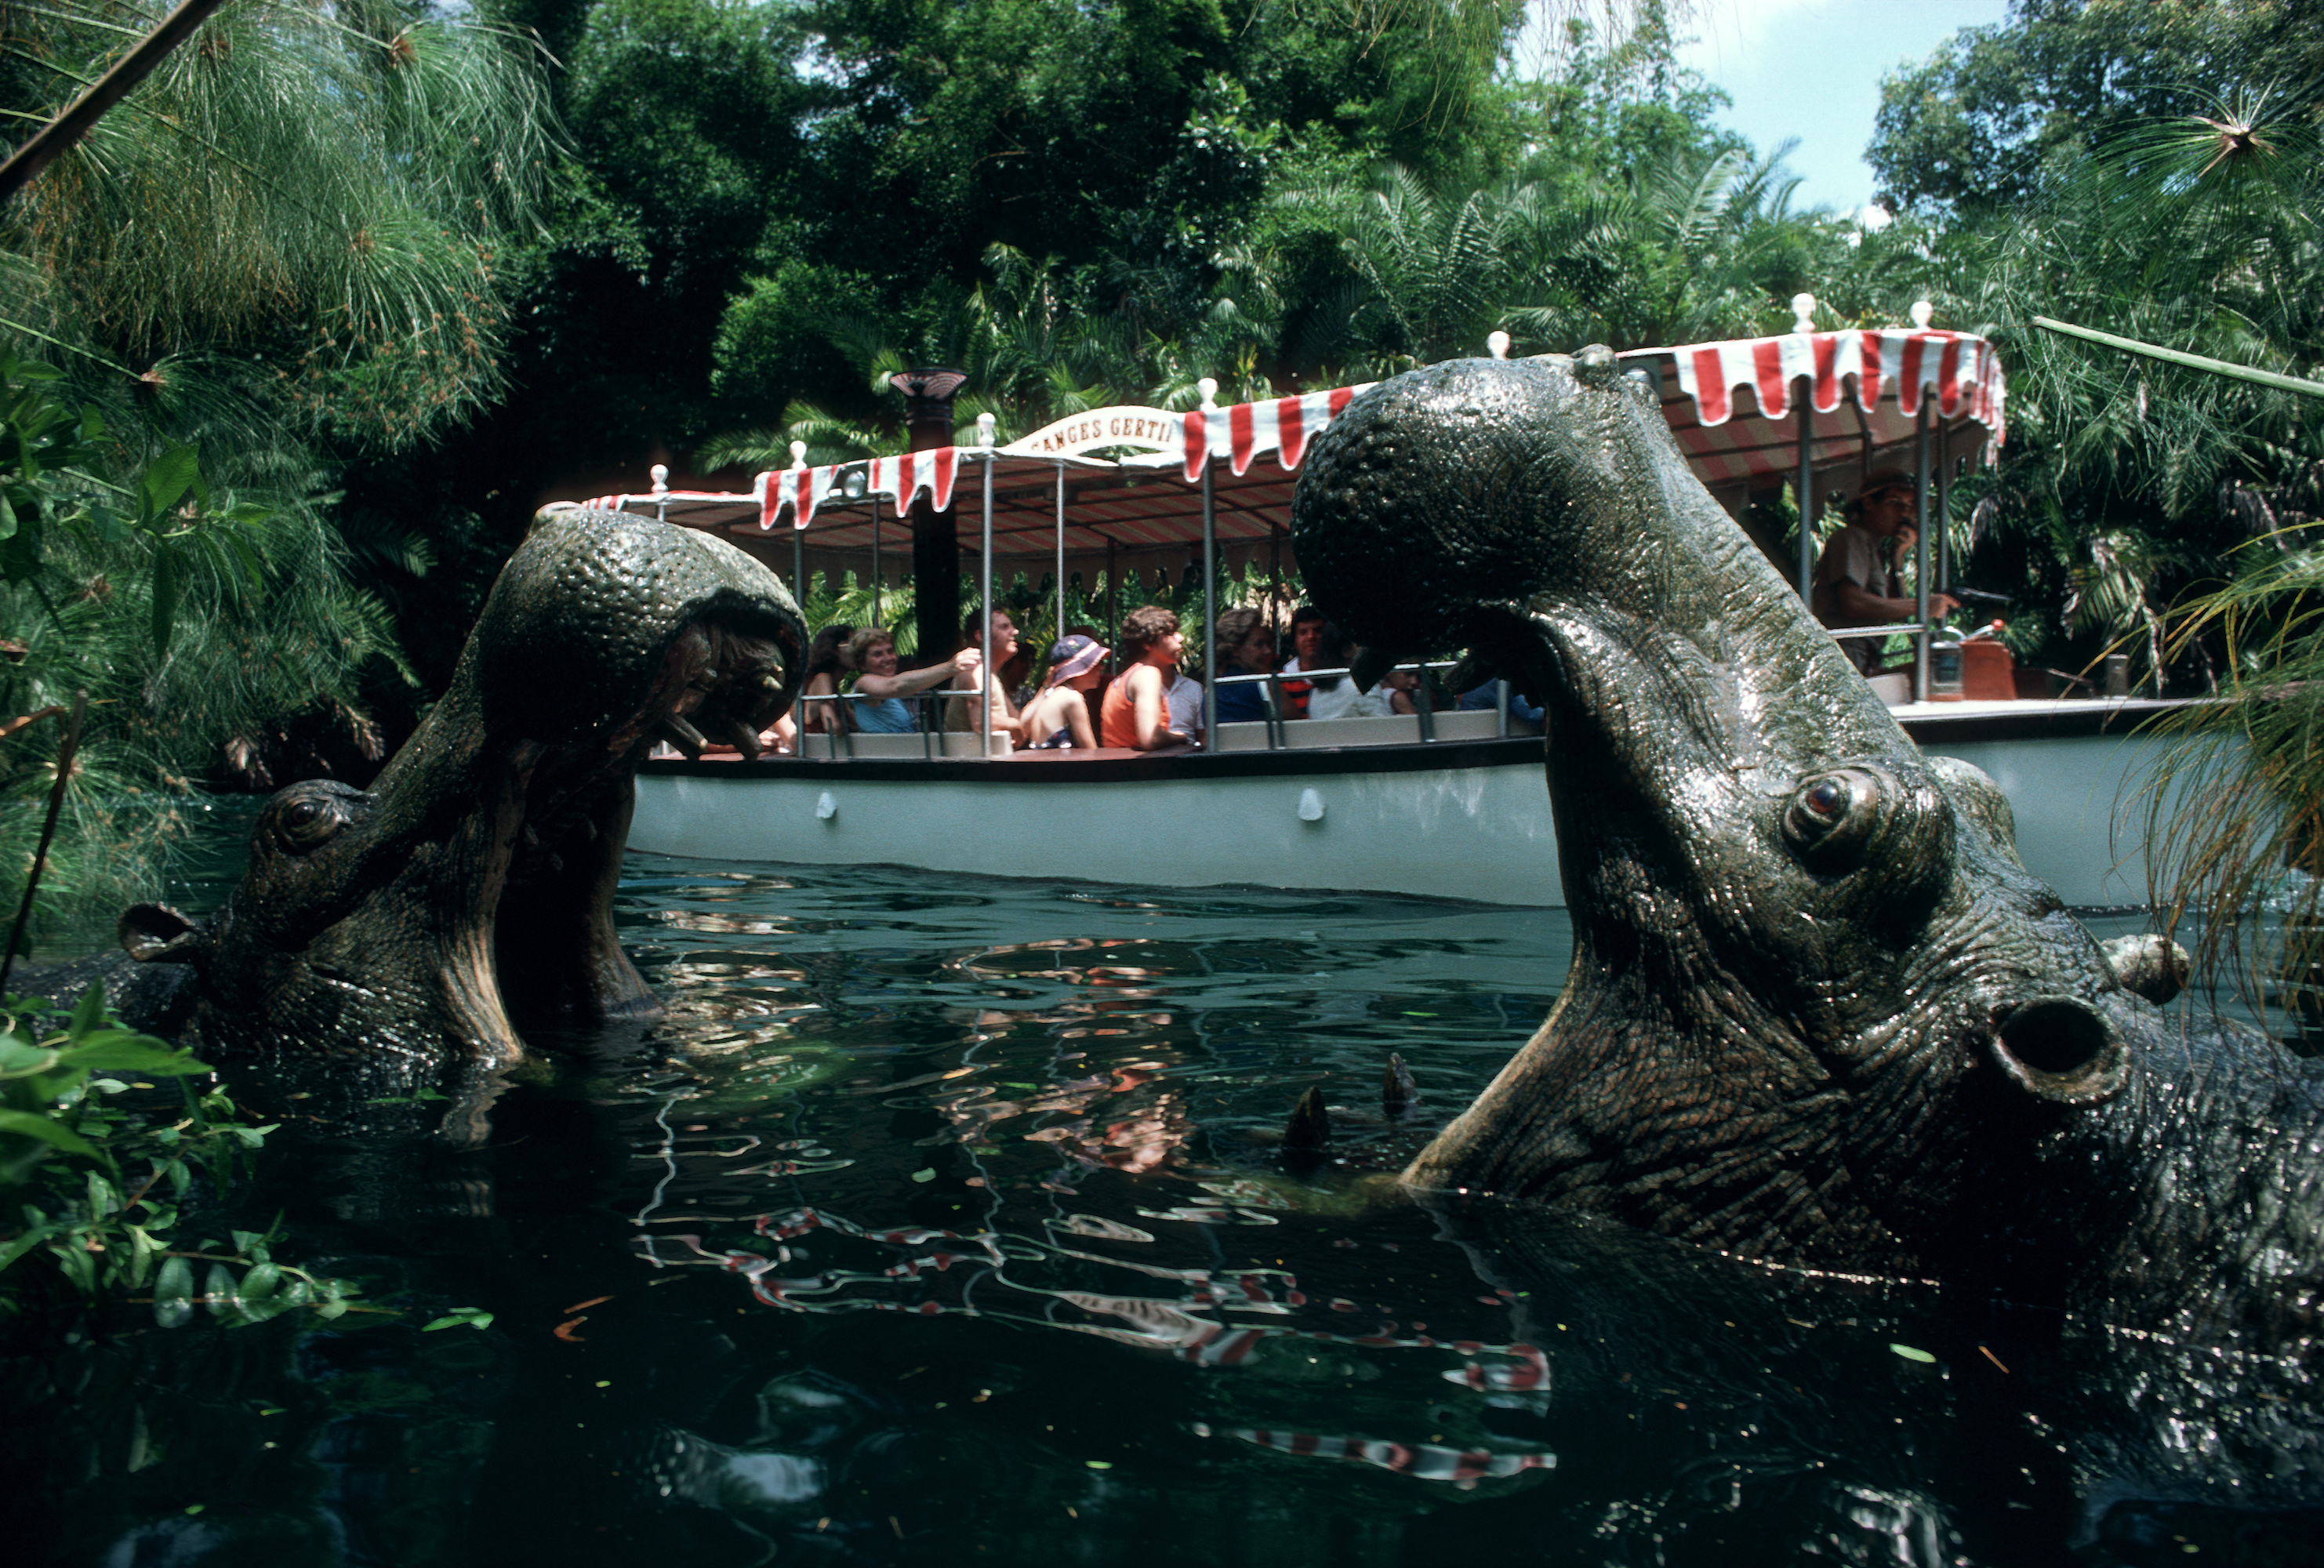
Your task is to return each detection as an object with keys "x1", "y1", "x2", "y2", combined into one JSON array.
[
  {"x1": 0, "y1": 689, "x2": 85, "y2": 996},
  {"x1": 2032, "y1": 317, "x2": 2324, "y2": 401}
]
